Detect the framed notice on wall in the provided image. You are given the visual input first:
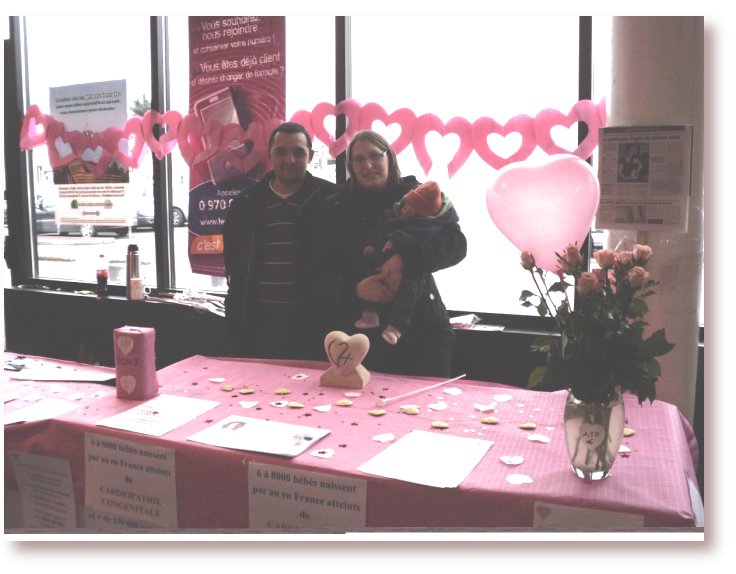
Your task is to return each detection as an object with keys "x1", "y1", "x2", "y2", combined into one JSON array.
[{"x1": 596, "y1": 125, "x2": 693, "y2": 232}]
